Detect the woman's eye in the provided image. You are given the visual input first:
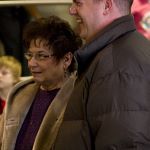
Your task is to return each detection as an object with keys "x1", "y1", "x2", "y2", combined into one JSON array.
[{"x1": 38, "y1": 54, "x2": 49, "y2": 59}]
